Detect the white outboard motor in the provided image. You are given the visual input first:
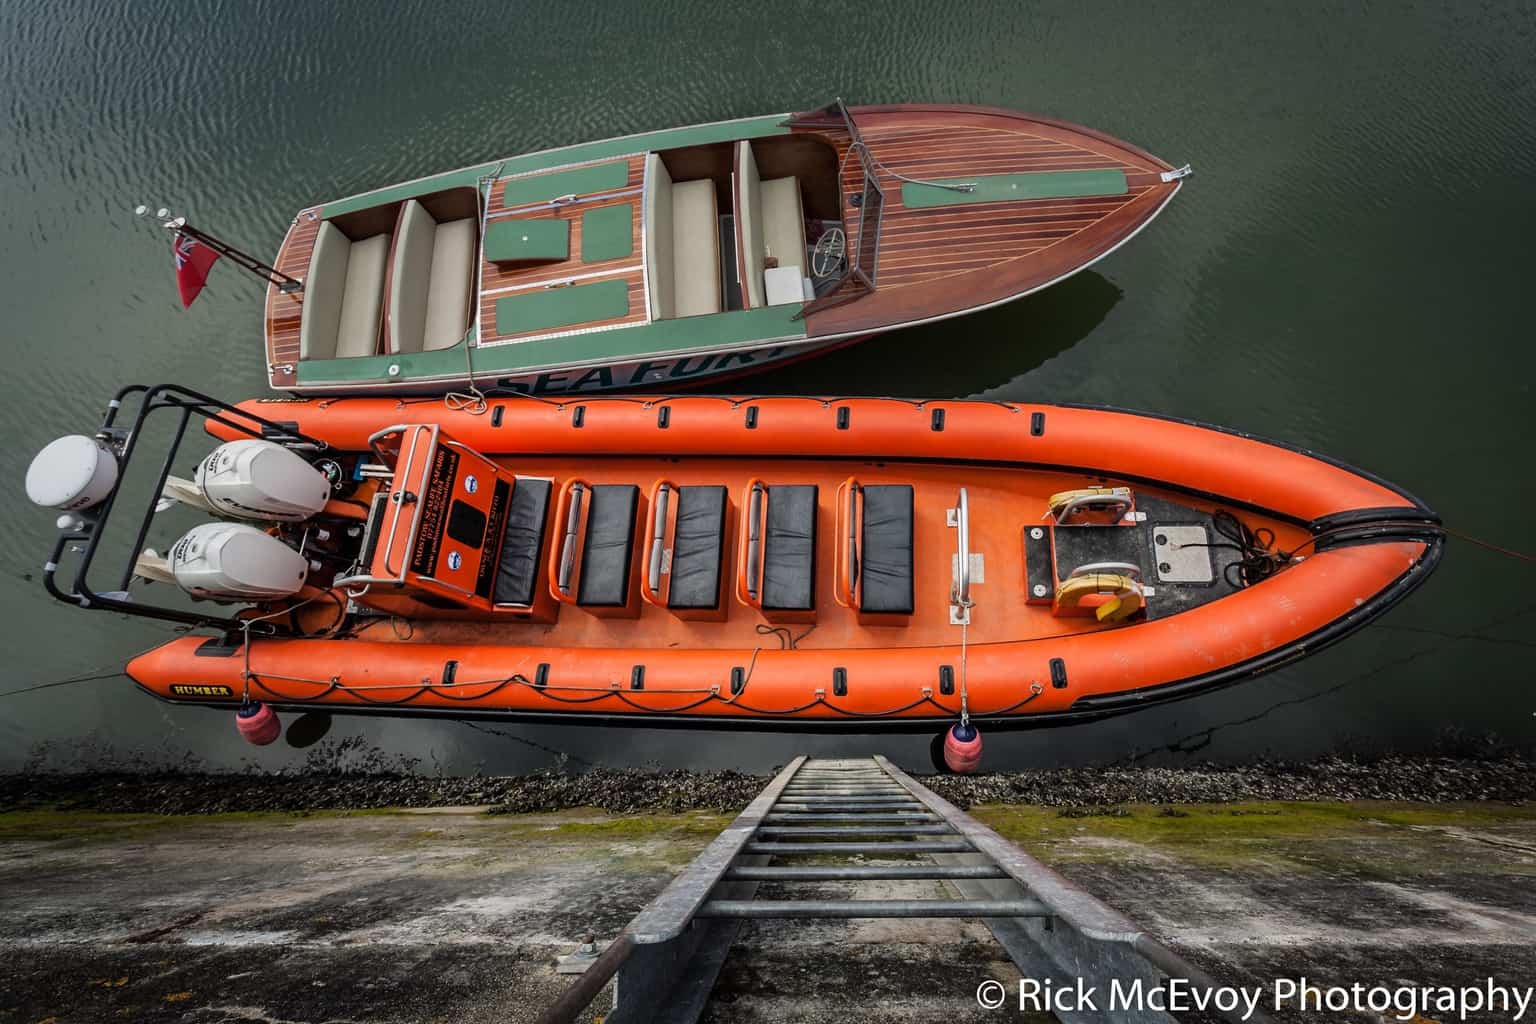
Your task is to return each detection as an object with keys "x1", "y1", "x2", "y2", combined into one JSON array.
[
  {"x1": 194, "y1": 440, "x2": 330, "y2": 522},
  {"x1": 26, "y1": 435, "x2": 119, "y2": 512},
  {"x1": 168, "y1": 522, "x2": 308, "y2": 601}
]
